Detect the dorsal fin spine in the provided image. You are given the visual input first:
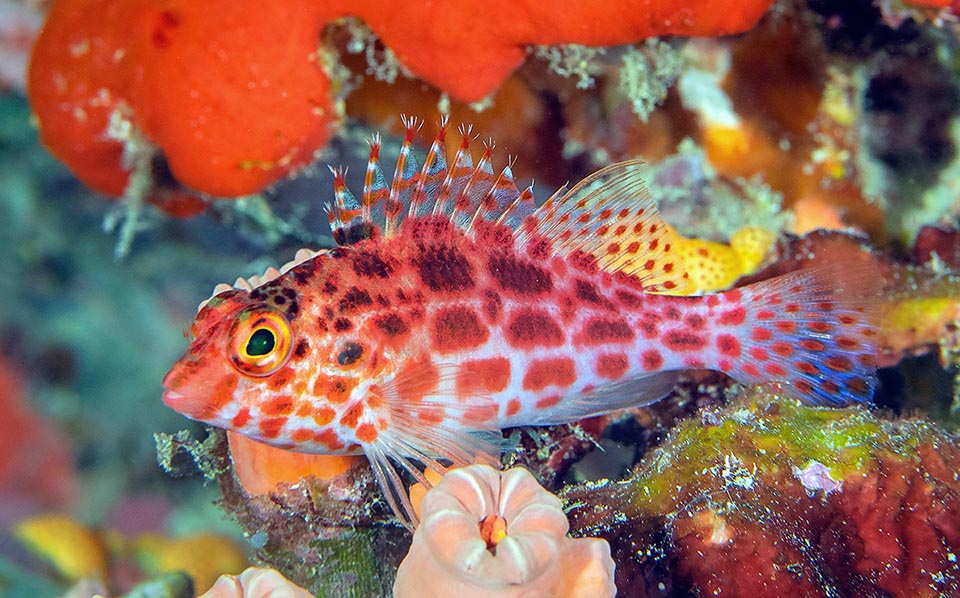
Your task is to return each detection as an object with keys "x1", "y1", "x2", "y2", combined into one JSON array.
[
  {"x1": 411, "y1": 117, "x2": 449, "y2": 218},
  {"x1": 461, "y1": 142, "x2": 498, "y2": 231},
  {"x1": 434, "y1": 124, "x2": 474, "y2": 216},
  {"x1": 385, "y1": 116, "x2": 422, "y2": 235},
  {"x1": 363, "y1": 133, "x2": 389, "y2": 224},
  {"x1": 328, "y1": 165, "x2": 362, "y2": 231}
]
